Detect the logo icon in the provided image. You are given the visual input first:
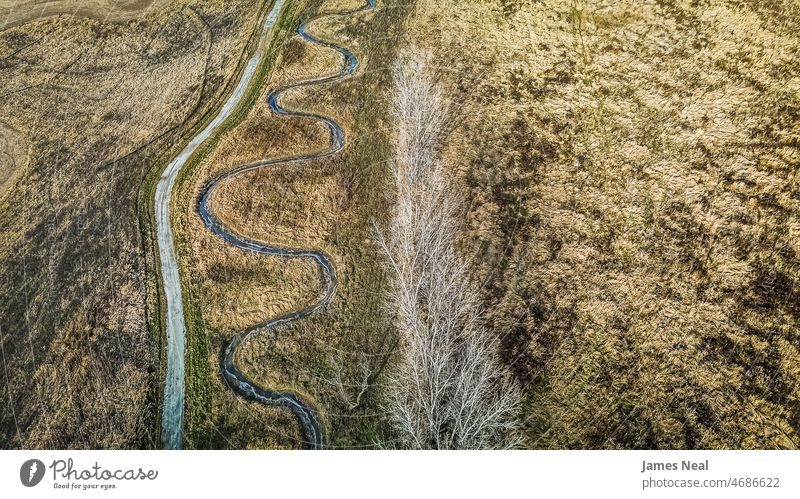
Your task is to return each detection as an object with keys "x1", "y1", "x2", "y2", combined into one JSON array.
[{"x1": 20, "y1": 459, "x2": 45, "y2": 487}]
